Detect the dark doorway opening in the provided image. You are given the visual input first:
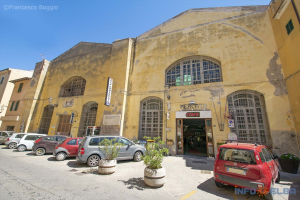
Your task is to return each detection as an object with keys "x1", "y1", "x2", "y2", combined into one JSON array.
[{"x1": 183, "y1": 119, "x2": 207, "y2": 157}]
